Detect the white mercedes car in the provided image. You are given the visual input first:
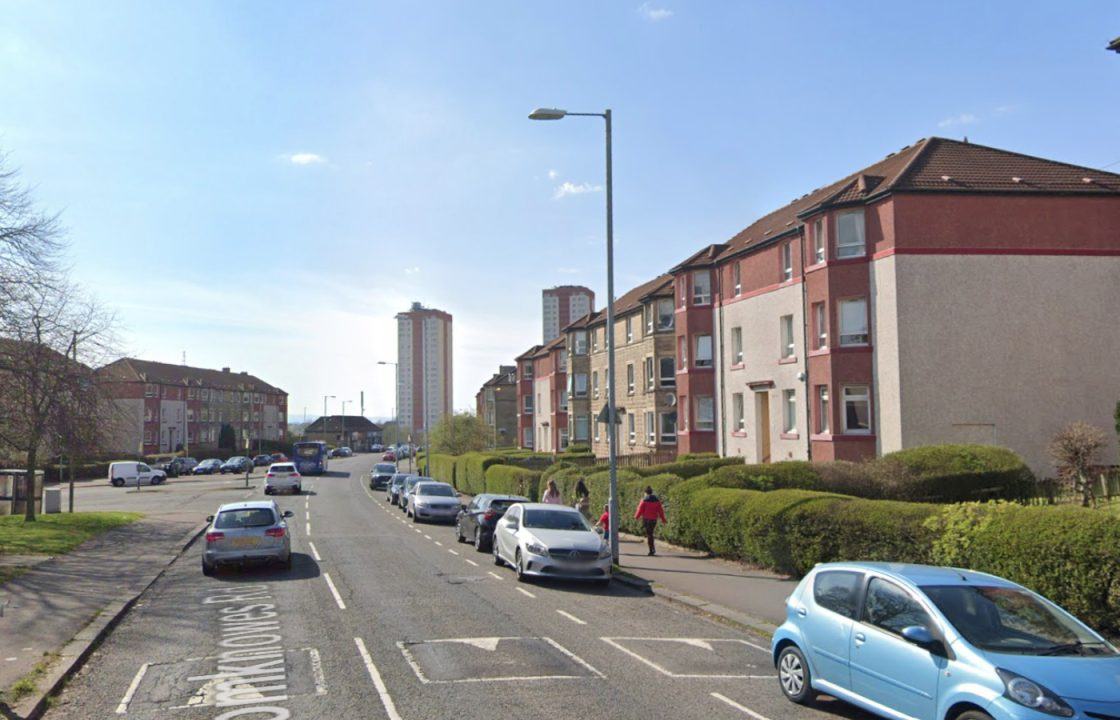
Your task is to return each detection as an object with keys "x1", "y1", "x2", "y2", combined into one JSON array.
[{"x1": 492, "y1": 503, "x2": 612, "y2": 586}]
